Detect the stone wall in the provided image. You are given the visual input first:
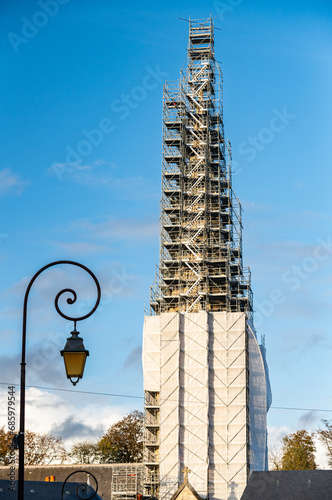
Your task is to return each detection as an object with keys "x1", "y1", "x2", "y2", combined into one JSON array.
[{"x1": 0, "y1": 464, "x2": 138, "y2": 500}]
